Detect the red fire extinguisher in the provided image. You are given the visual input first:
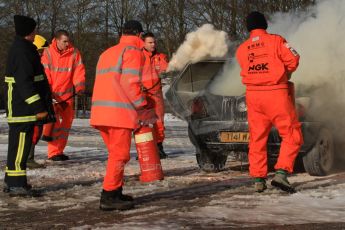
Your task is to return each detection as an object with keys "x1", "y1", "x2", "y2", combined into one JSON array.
[
  {"x1": 135, "y1": 125, "x2": 164, "y2": 182},
  {"x1": 41, "y1": 122, "x2": 54, "y2": 142}
]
